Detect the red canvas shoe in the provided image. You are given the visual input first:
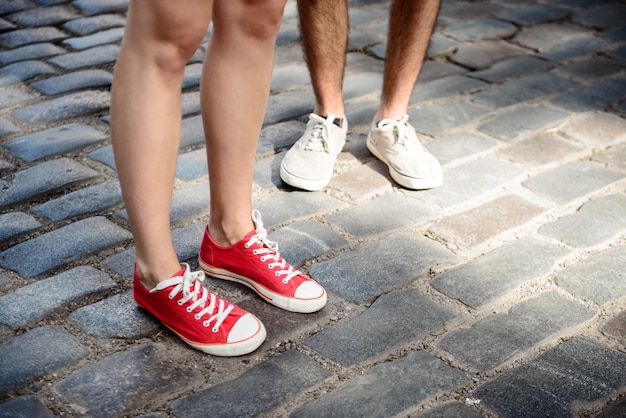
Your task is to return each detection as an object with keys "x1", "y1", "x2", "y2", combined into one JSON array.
[
  {"x1": 199, "y1": 210, "x2": 327, "y2": 313},
  {"x1": 133, "y1": 263, "x2": 266, "y2": 356}
]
